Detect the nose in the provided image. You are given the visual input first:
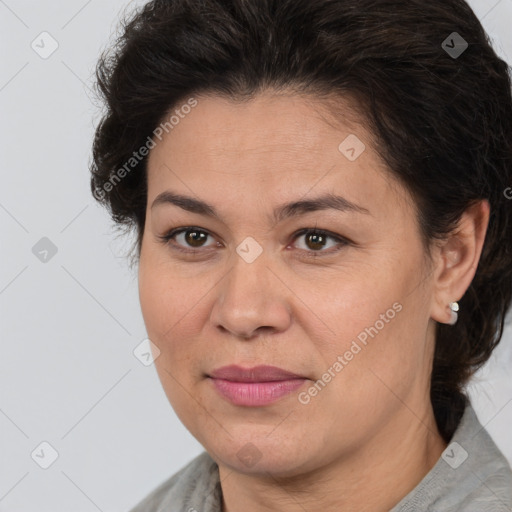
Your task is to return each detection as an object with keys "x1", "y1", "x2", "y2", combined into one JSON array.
[{"x1": 209, "y1": 248, "x2": 293, "y2": 340}]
